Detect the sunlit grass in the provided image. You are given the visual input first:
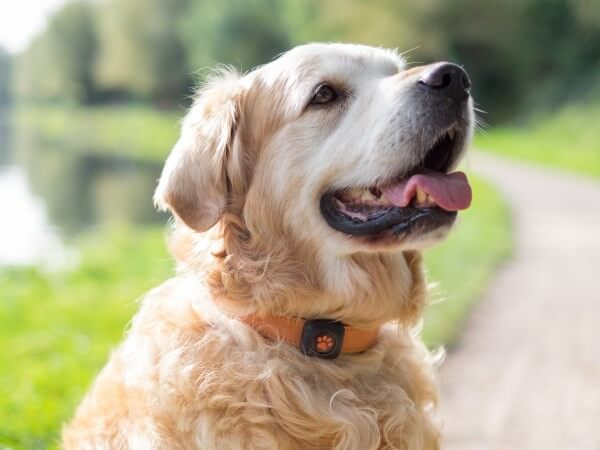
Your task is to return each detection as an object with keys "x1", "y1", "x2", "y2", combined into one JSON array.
[
  {"x1": 0, "y1": 227, "x2": 174, "y2": 450},
  {"x1": 475, "y1": 102, "x2": 600, "y2": 178},
  {"x1": 0, "y1": 176, "x2": 510, "y2": 449}
]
